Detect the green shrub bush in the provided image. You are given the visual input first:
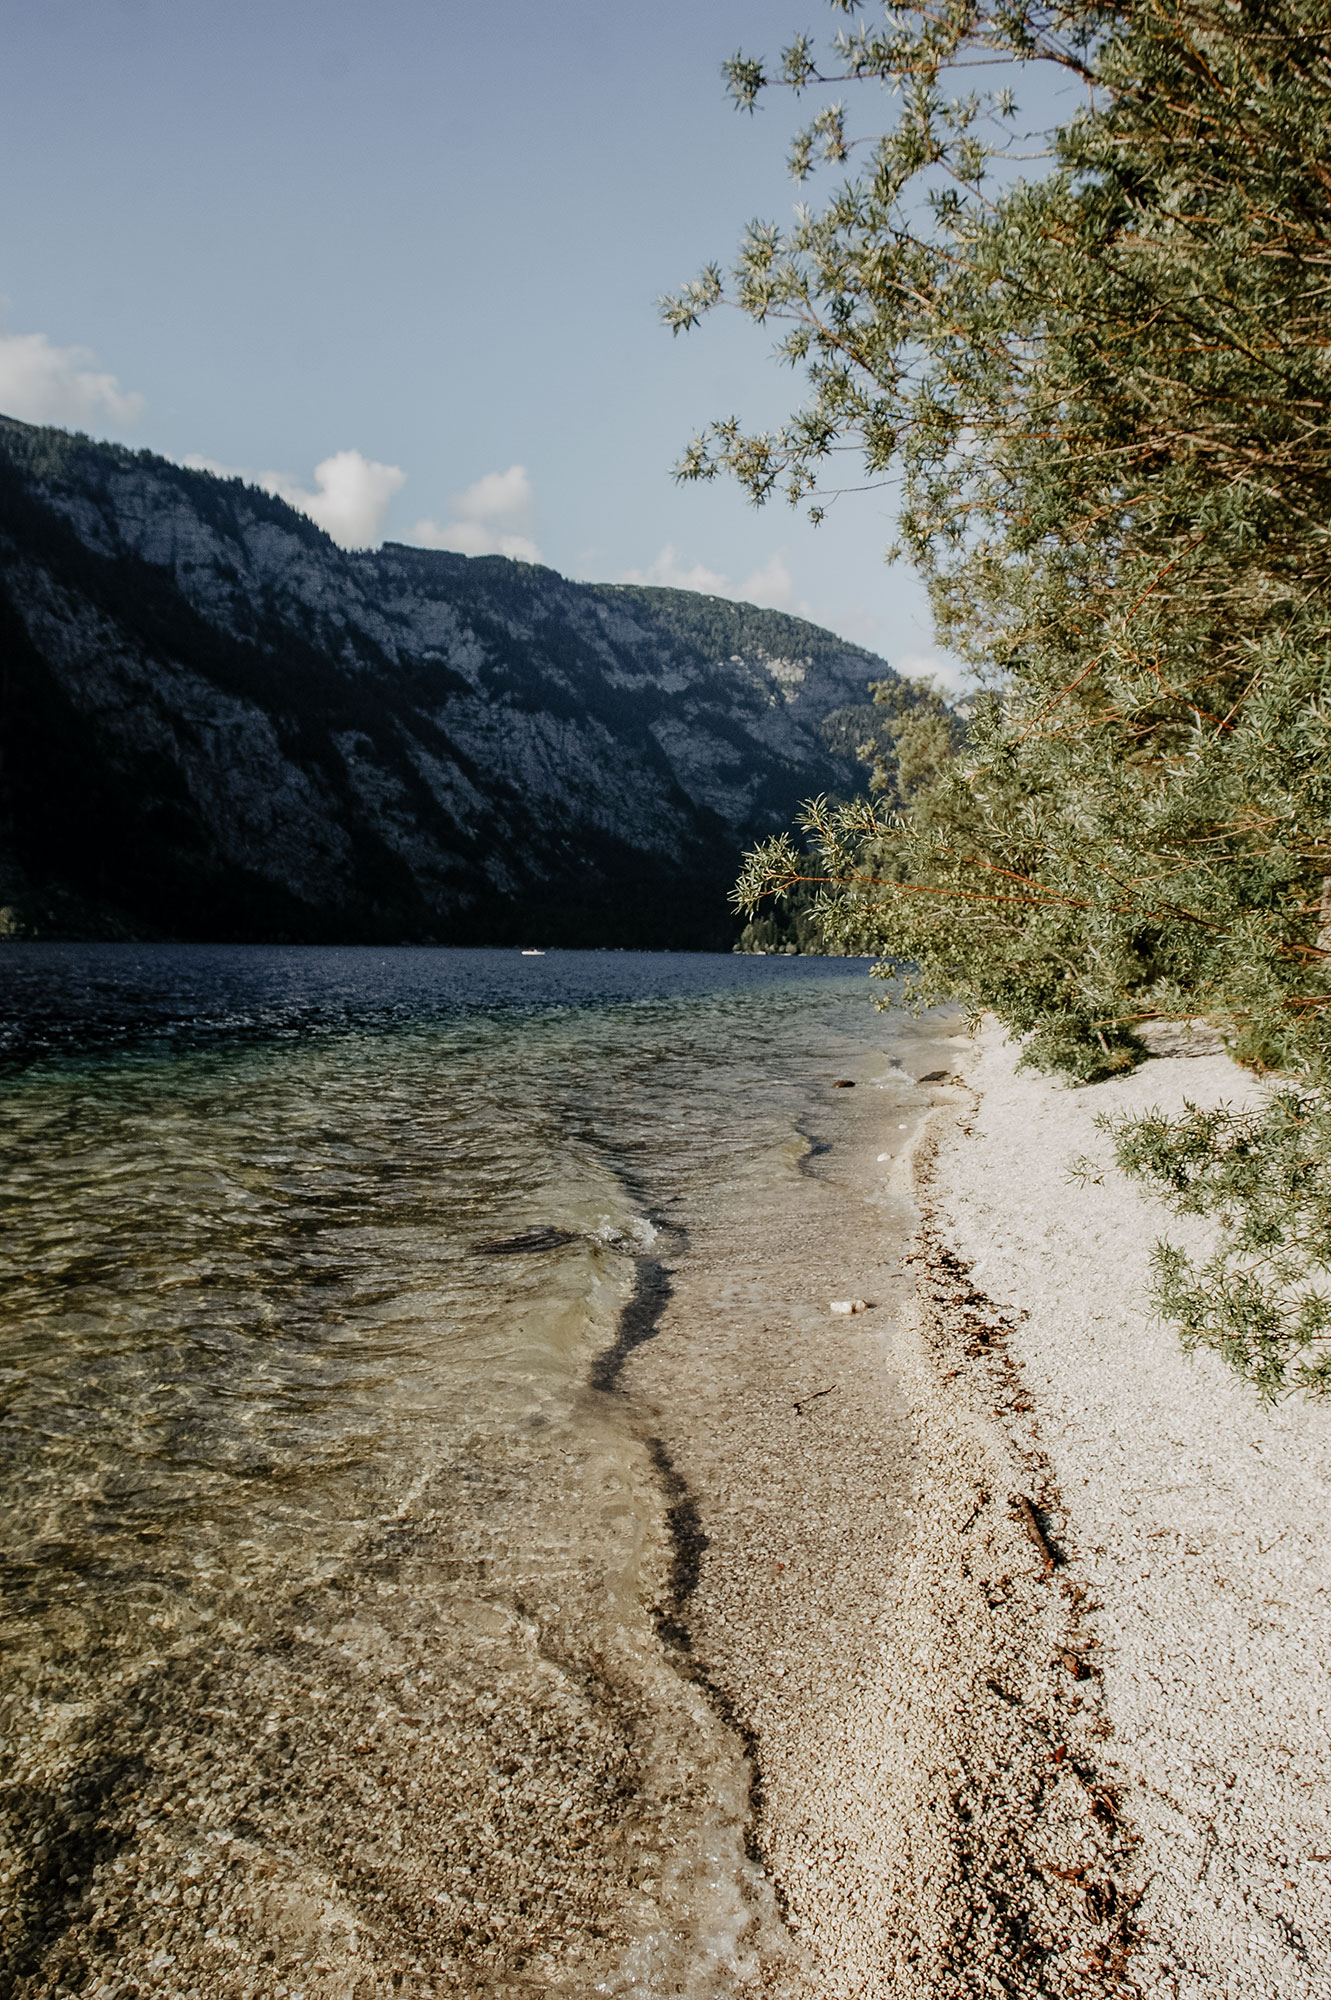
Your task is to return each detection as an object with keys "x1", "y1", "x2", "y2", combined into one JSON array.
[{"x1": 671, "y1": 0, "x2": 1331, "y2": 1395}]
